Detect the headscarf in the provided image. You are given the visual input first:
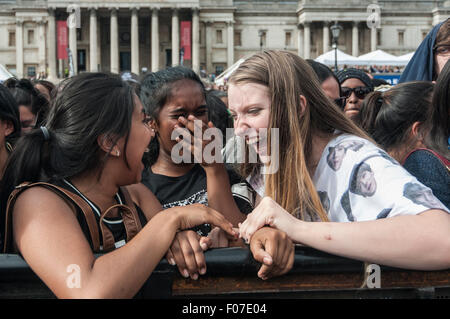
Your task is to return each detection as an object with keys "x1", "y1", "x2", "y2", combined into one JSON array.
[{"x1": 399, "y1": 19, "x2": 448, "y2": 83}]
